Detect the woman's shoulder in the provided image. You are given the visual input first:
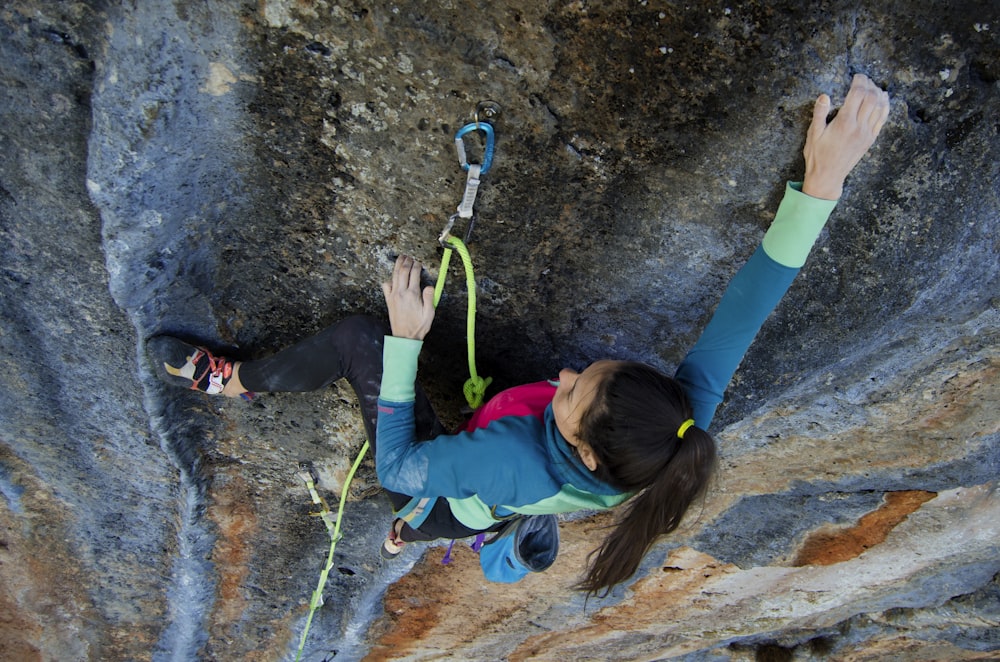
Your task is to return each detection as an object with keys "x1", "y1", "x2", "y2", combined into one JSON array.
[{"x1": 461, "y1": 381, "x2": 557, "y2": 432}]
